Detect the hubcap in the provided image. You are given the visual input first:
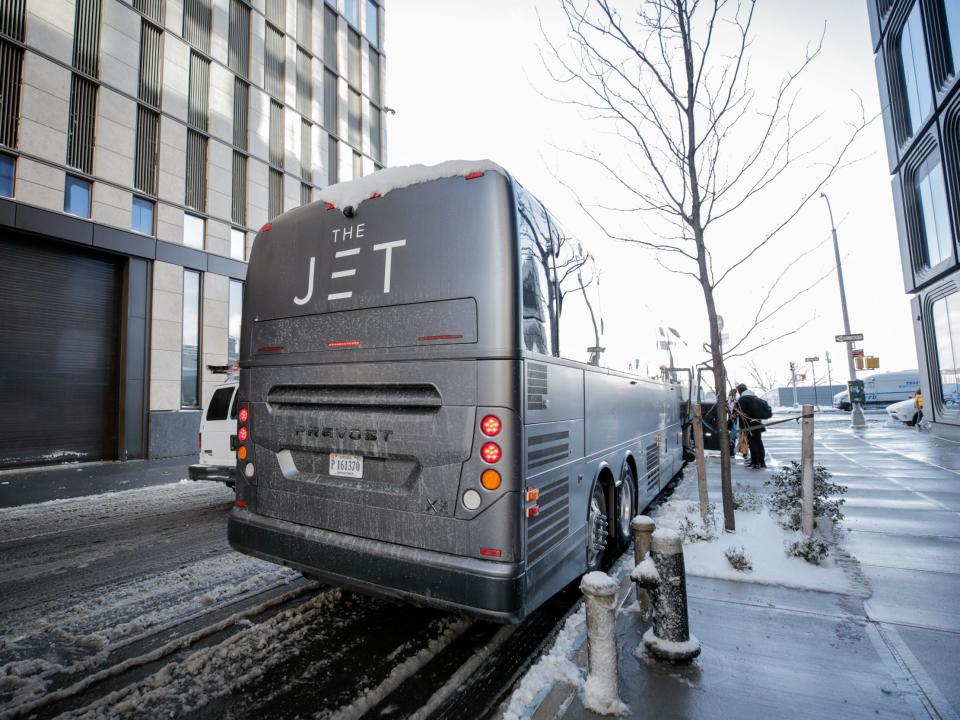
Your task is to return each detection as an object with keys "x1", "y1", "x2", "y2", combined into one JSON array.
[
  {"x1": 588, "y1": 487, "x2": 608, "y2": 567},
  {"x1": 618, "y1": 478, "x2": 633, "y2": 541}
]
